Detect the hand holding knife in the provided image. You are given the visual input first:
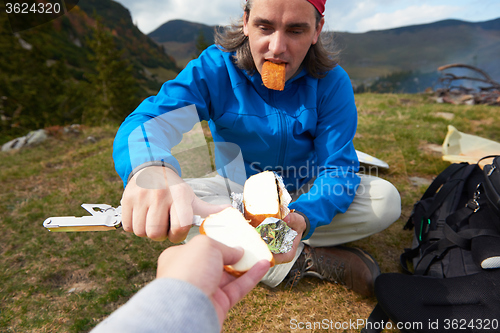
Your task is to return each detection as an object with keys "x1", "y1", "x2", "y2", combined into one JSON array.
[{"x1": 43, "y1": 204, "x2": 204, "y2": 232}]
